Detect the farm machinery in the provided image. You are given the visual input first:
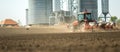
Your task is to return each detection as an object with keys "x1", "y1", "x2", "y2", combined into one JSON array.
[{"x1": 69, "y1": 11, "x2": 116, "y2": 32}]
